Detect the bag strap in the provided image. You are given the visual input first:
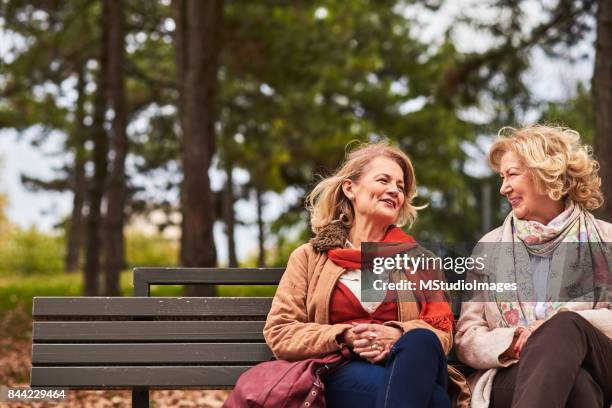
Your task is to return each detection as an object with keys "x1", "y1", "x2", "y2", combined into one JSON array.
[
  {"x1": 314, "y1": 346, "x2": 352, "y2": 378},
  {"x1": 305, "y1": 348, "x2": 353, "y2": 406}
]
